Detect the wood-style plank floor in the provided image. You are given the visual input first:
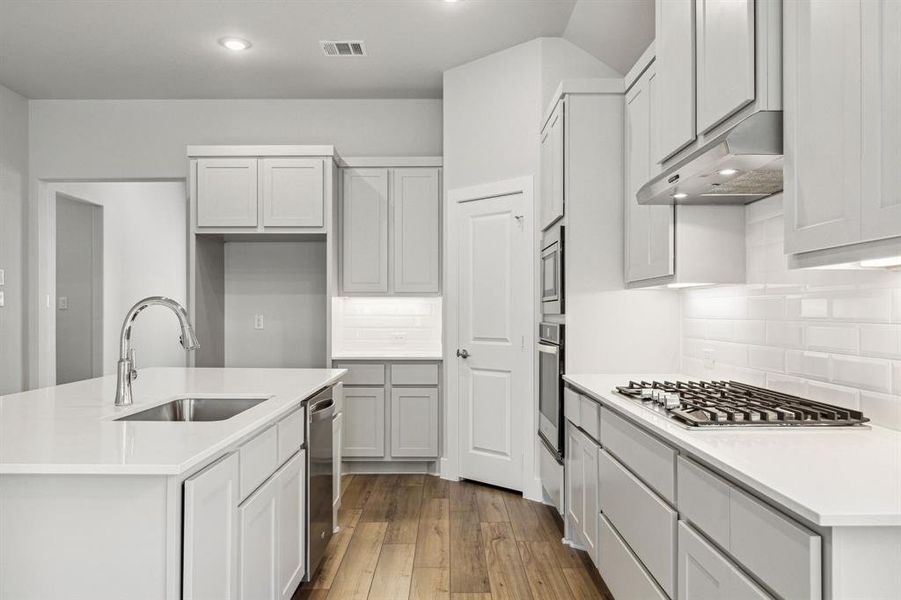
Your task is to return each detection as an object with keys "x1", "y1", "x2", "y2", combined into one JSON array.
[{"x1": 294, "y1": 474, "x2": 612, "y2": 600}]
